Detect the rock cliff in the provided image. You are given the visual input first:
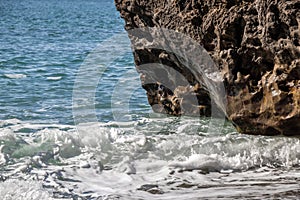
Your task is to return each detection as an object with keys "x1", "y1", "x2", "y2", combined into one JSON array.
[{"x1": 115, "y1": 0, "x2": 300, "y2": 136}]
